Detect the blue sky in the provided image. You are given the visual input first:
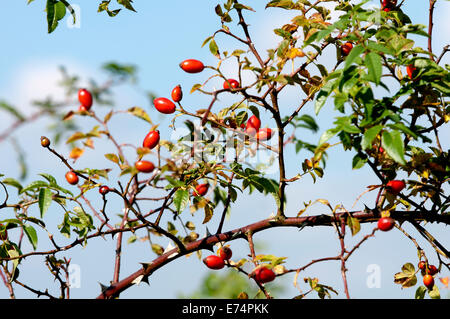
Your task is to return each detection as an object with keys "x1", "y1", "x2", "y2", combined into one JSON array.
[{"x1": 0, "y1": 1, "x2": 449, "y2": 299}]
